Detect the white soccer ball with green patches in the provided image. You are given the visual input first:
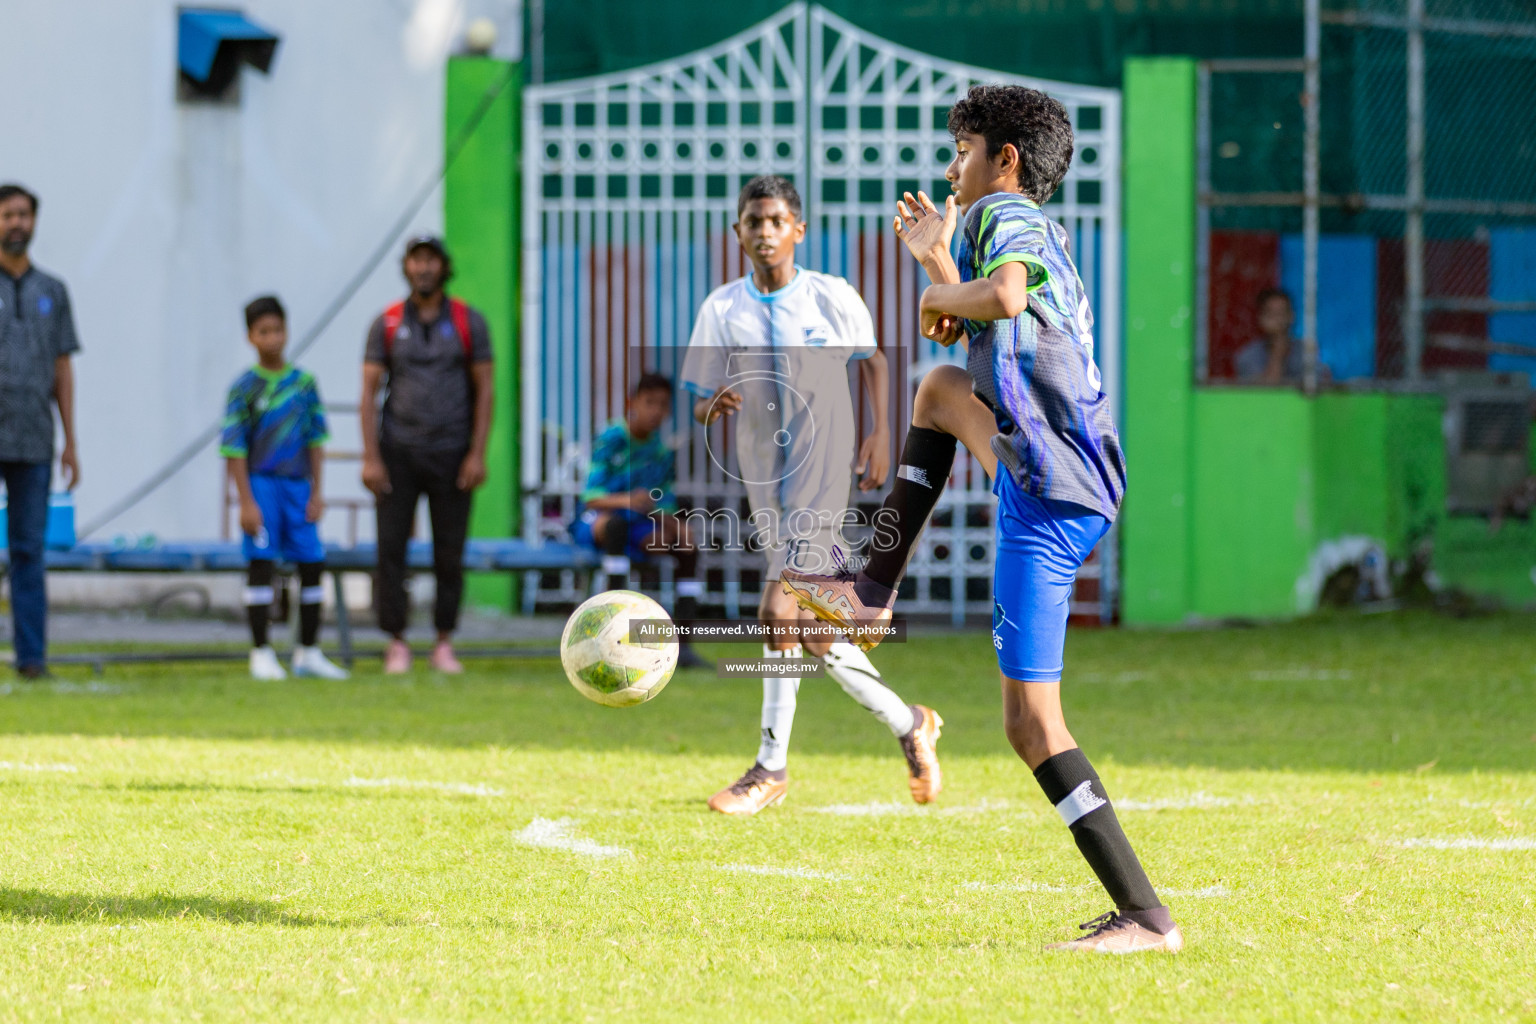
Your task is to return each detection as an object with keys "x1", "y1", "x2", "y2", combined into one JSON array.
[{"x1": 560, "y1": 590, "x2": 678, "y2": 707}]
